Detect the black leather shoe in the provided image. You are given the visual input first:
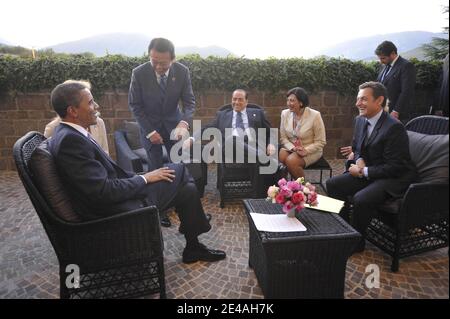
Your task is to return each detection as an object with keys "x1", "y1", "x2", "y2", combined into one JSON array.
[
  {"x1": 160, "y1": 216, "x2": 171, "y2": 227},
  {"x1": 182, "y1": 244, "x2": 226, "y2": 263}
]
